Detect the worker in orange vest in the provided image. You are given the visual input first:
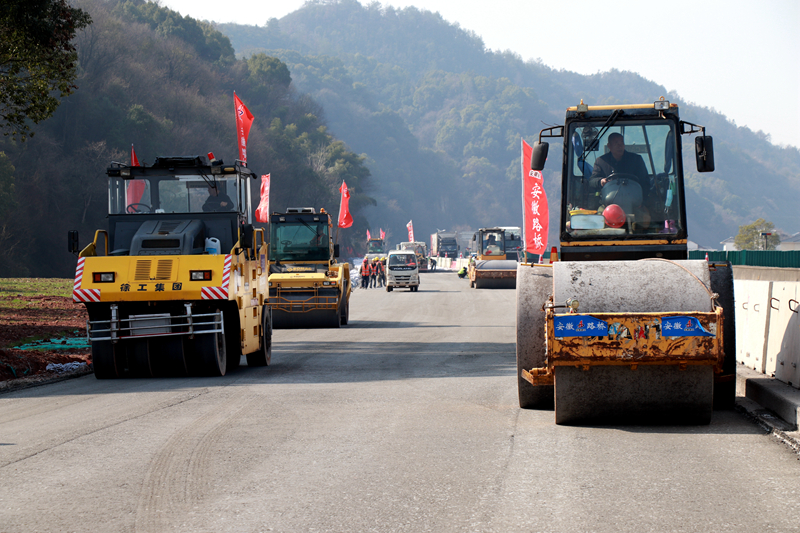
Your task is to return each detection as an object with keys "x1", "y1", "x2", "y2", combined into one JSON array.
[
  {"x1": 360, "y1": 259, "x2": 370, "y2": 289},
  {"x1": 375, "y1": 258, "x2": 385, "y2": 288},
  {"x1": 368, "y1": 258, "x2": 377, "y2": 288}
]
